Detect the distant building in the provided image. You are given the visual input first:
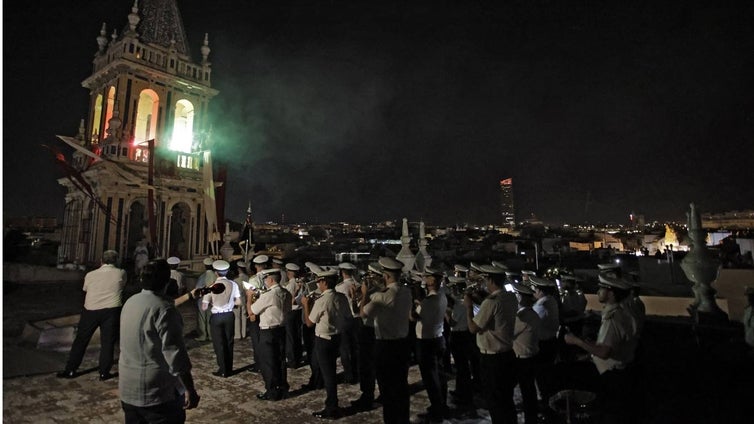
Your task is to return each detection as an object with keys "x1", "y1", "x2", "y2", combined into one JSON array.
[
  {"x1": 500, "y1": 178, "x2": 515, "y2": 227},
  {"x1": 56, "y1": 0, "x2": 221, "y2": 266},
  {"x1": 701, "y1": 210, "x2": 754, "y2": 230},
  {"x1": 4, "y1": 216, "x2": 58, "y2": 232}
]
